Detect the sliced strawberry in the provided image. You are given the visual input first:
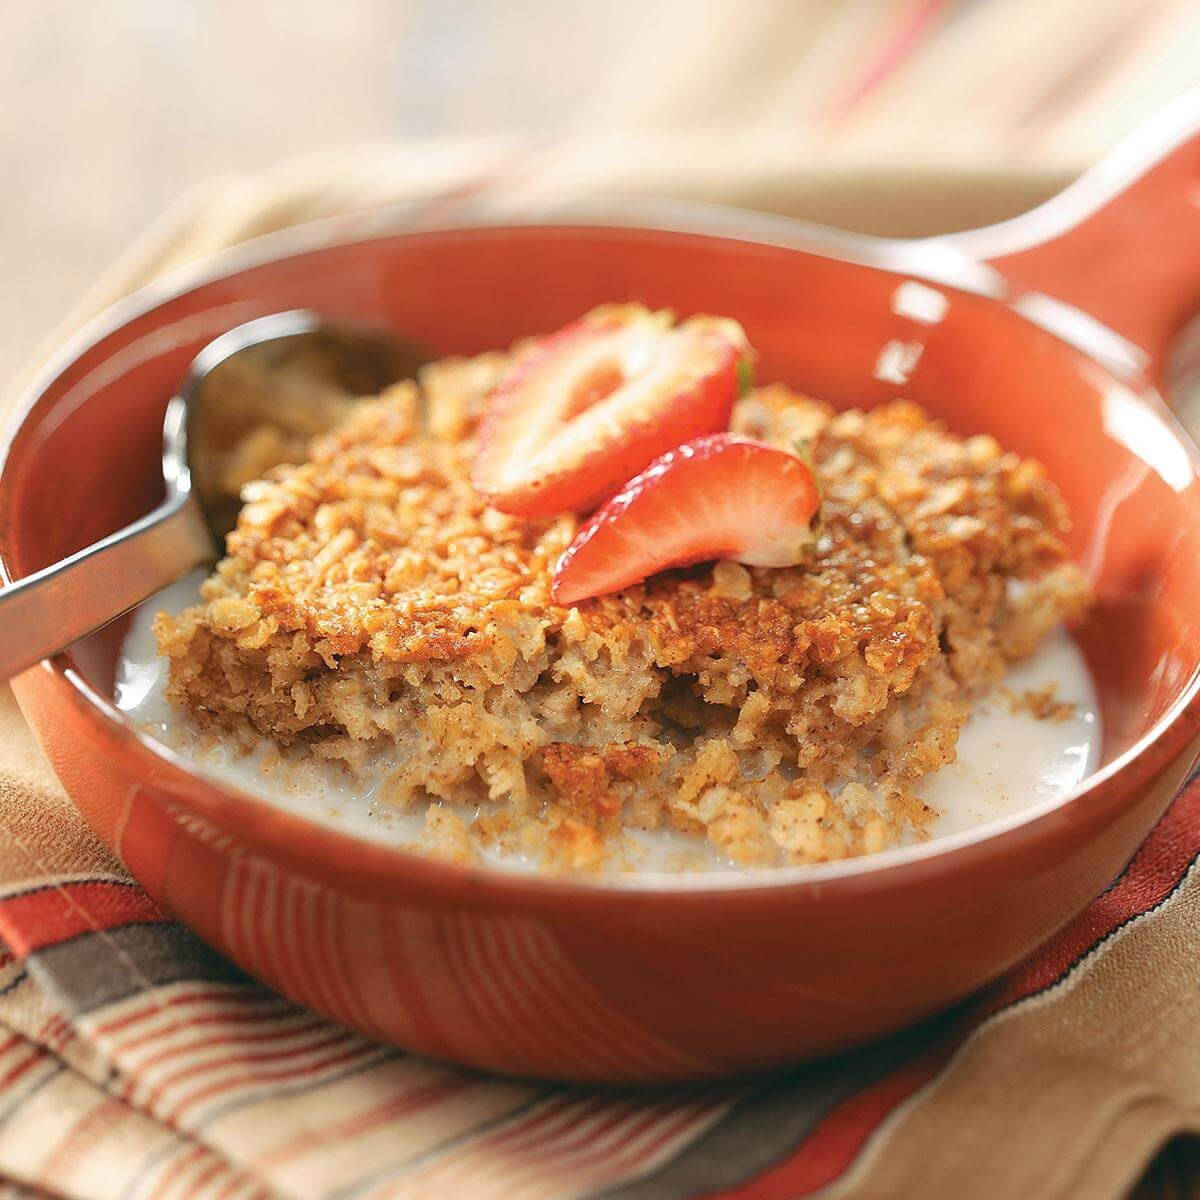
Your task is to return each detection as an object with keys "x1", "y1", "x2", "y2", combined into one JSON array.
[
  {"x1": 472, "y1": 304, "x2": 752, "y2": 517},
  {"x1": 551, "y1": 434, "x2": 820, "y2": 605}
]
